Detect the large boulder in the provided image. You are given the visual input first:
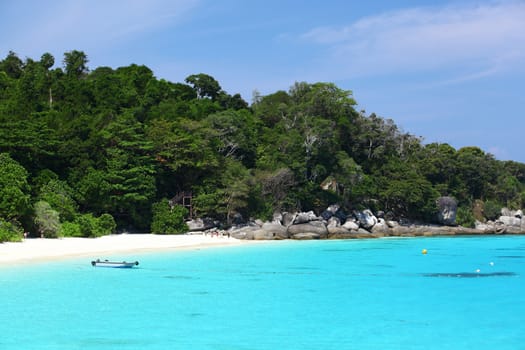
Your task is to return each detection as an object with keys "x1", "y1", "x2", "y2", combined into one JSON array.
[
  {"x1": 498, "y1": 216, "x2": 523, "y2": 234},
  {"x1": 321, "y1": 204, "x2": 340, "y2": 221},
  {"x1": 371, "y1": 218, "x2": 390, "y2": 234},
  {"x1": 230, "y1": 226, "x2": 258, "y2": 240},
  {"x1": 287, "y1": 221, "x2": 328, "y2": 238},
  {"x1": 282, "y1": 212, "x2": 296, "y2": 227},
  {"x1": 326, "y1": 216, "x2": 341, "y2": 228},
  {"x1": 186, "y1": 217, "x2": 217, "y2": 231},
  {"x1": 353, "y1": 209, "x2": 378, "y2": 230},
  {"x1": 436, "y1": 196, "x2": 457, "y2": 226},
  {"x1": 293, "y1": 211, "x2": 320, "y2": 224},
  {"x1": 499, "y1": 215, "x2": 521, "y2": 227},
  {"x1": 261, "y1": 222, "x2": 289, "y2": 239},
  {"x1": 342, "y1": 219, "x2": 359, "y2": 231}
]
